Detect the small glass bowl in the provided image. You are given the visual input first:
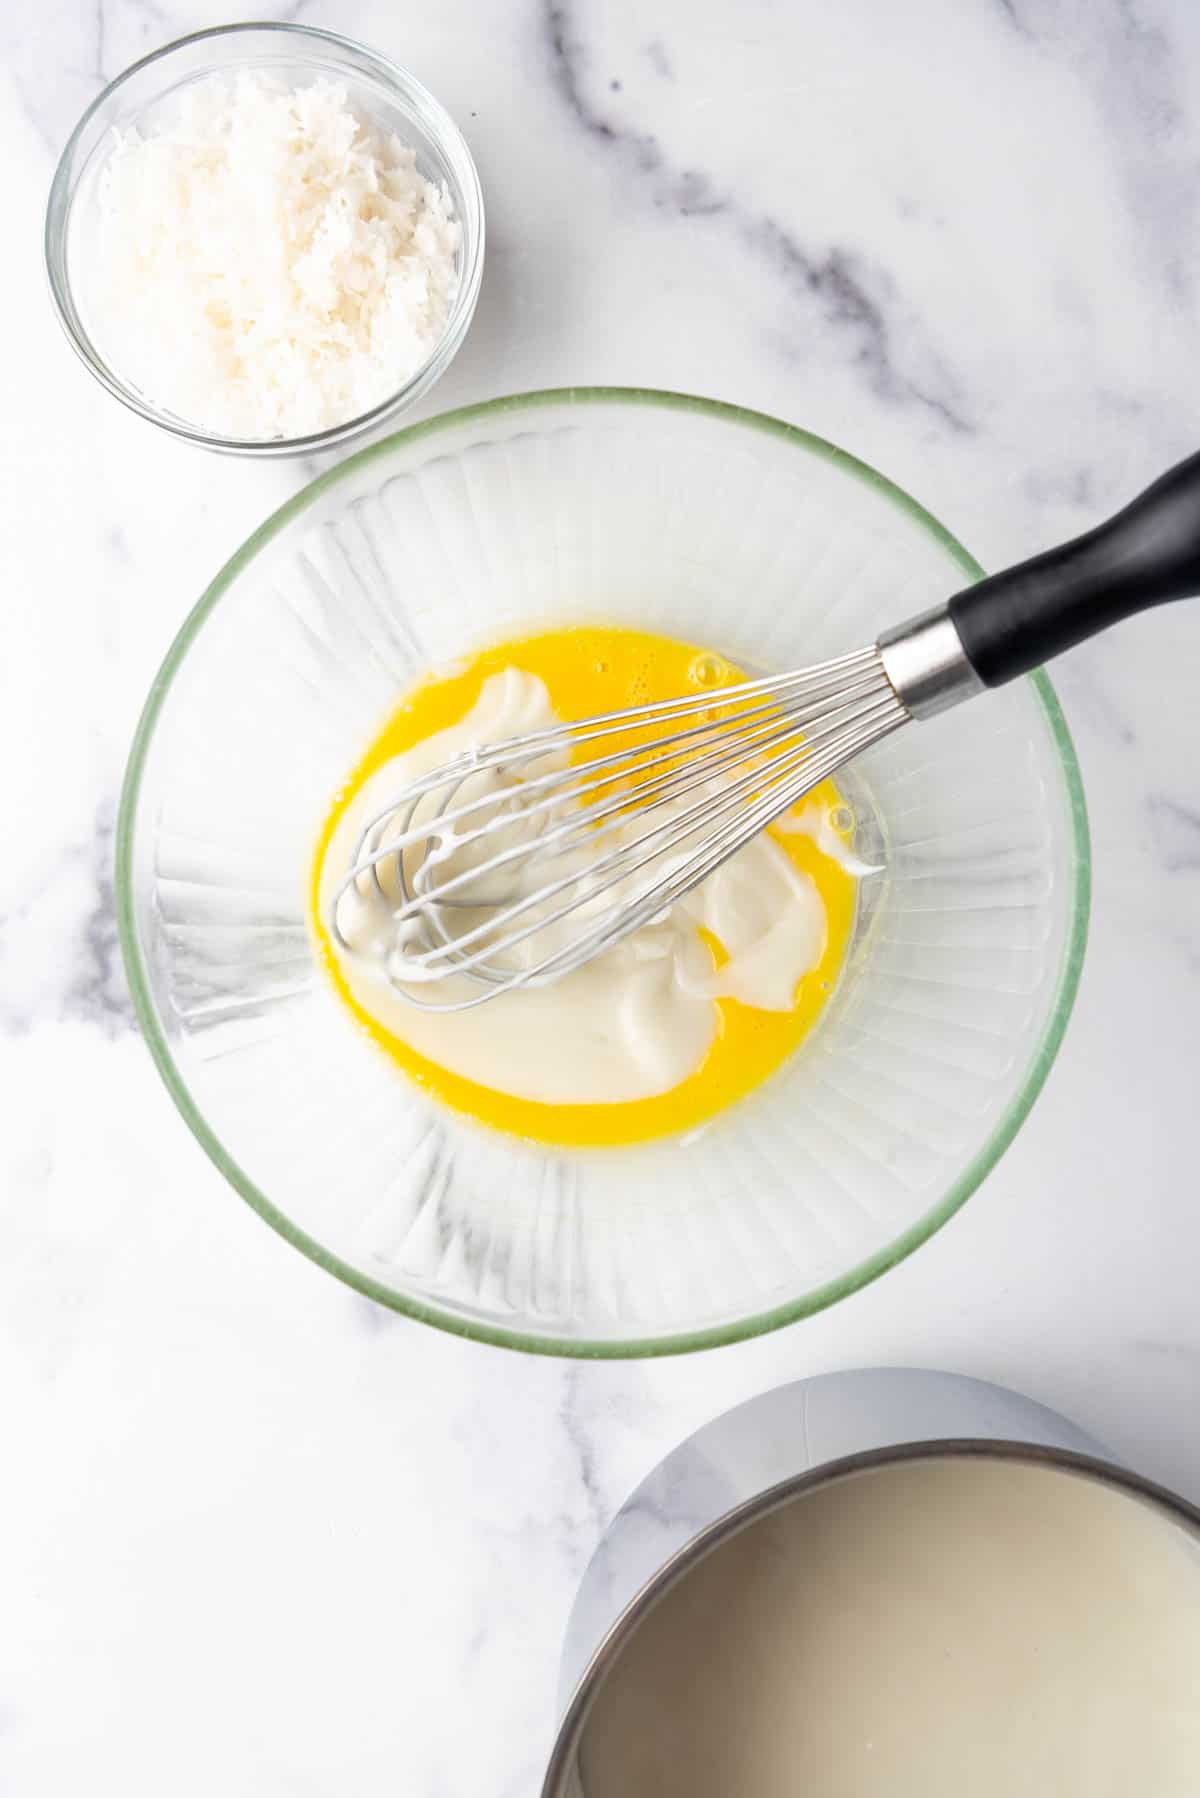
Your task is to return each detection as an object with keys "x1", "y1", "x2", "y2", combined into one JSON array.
[{"x1": 44, "y1": 23, "x2": 485, "y2": 458}]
